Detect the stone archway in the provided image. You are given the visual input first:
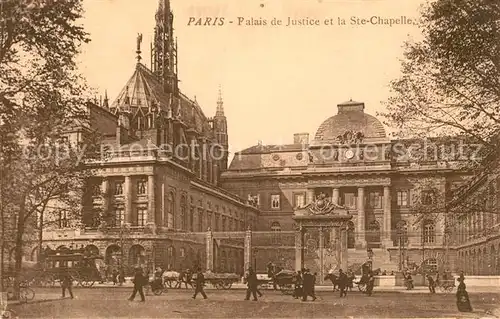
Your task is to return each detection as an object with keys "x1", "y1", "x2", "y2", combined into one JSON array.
[
  {"x1": 105, "y1": 245, "x2": 121, "y2": 267},
  {"x1": 84, "y1": 244, "x2": 100, "y2": 257}
]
